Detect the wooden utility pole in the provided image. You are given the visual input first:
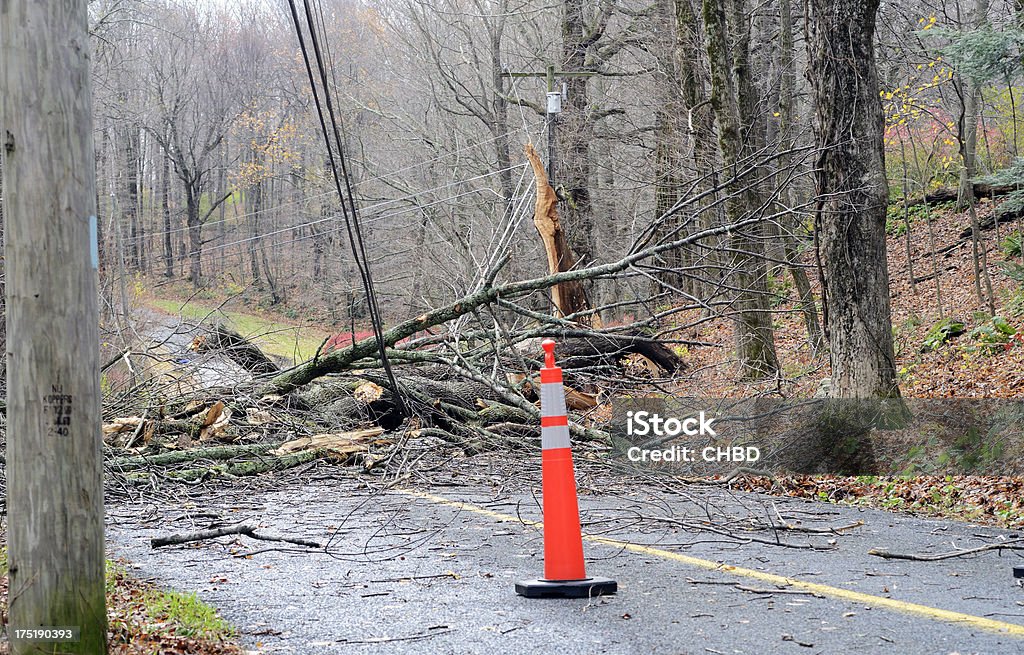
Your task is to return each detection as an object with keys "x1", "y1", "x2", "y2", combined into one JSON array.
[
  {"x1": 1, "y1": 2, "x2": 108, "y2": 654},
  {"x1": 502, "y1": 65, "x2": 596, "y2": 188}
]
